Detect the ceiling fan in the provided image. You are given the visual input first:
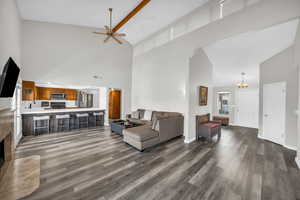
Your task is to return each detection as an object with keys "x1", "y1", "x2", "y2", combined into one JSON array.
[{"x1": 93, "y1": 0, "x2": 151, "y2": 45}]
